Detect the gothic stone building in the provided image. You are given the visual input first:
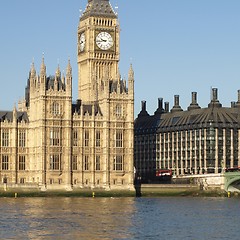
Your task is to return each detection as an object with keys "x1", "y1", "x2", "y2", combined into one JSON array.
[
  {"x1": 0, "y1": 0, "x2": 134, "y2": 191},
  {"x1": 135, "y1": 88, "x2": 240, "y2": 182}
]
